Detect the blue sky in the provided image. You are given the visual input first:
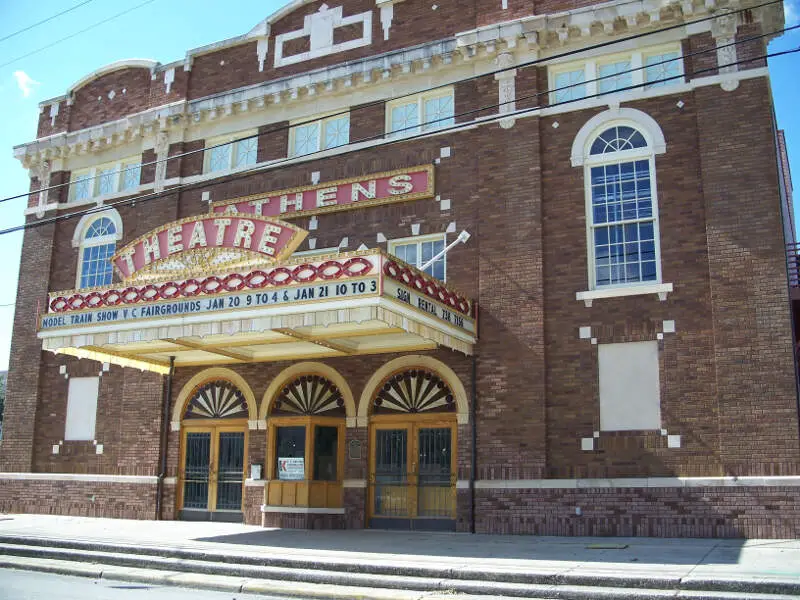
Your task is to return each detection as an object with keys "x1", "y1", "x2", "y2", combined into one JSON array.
[{"x1": 0, "y1": 0, "x2": 798, "y2": 372}]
